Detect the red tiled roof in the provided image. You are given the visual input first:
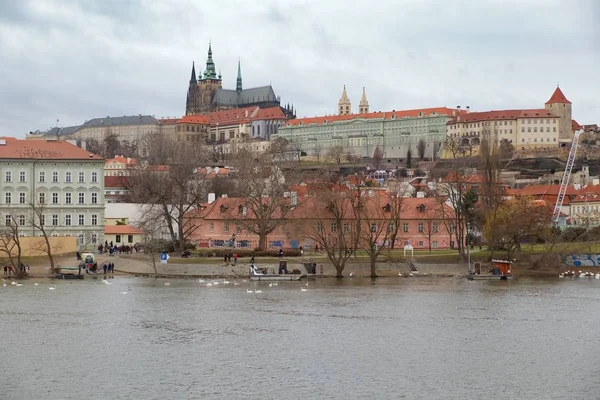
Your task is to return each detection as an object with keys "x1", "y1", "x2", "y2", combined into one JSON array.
[
  {"x1": 285, "y1": 107, "x2": 457, "y2": 127},
  {"x1": 252, "y1": 107, "x2": 287, "y2": 121},
  {"x1": 104, "y1": 175, "x2": 129, "y2": 188},
  {"x1": 105, "y1": 155, "x2": 136, "y2": 166},
  {"x1": 105, "y1": 225, "x2": 141, "y2": 234},
  {"x1": 177, "y1": 115, "x2": 209, "y2": 125},
  {"x1": 545, "y1": 87, "x2": 571, "y2": 105},
  {"x1": 158, "y1": 118, "x2": 180, "y2": 124},
  {"x1": 572, "y1": 119, "x2": 582, "y2": 131},
  {"x1": 448, "y1": 109, "x2": 557, "y2": 124},
  {"x1": 207, "y1": 107, "x2": 258, "y2": 125},
  {"x1": 0, "y1": 137, "x2": 103, "y2": 160}
]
